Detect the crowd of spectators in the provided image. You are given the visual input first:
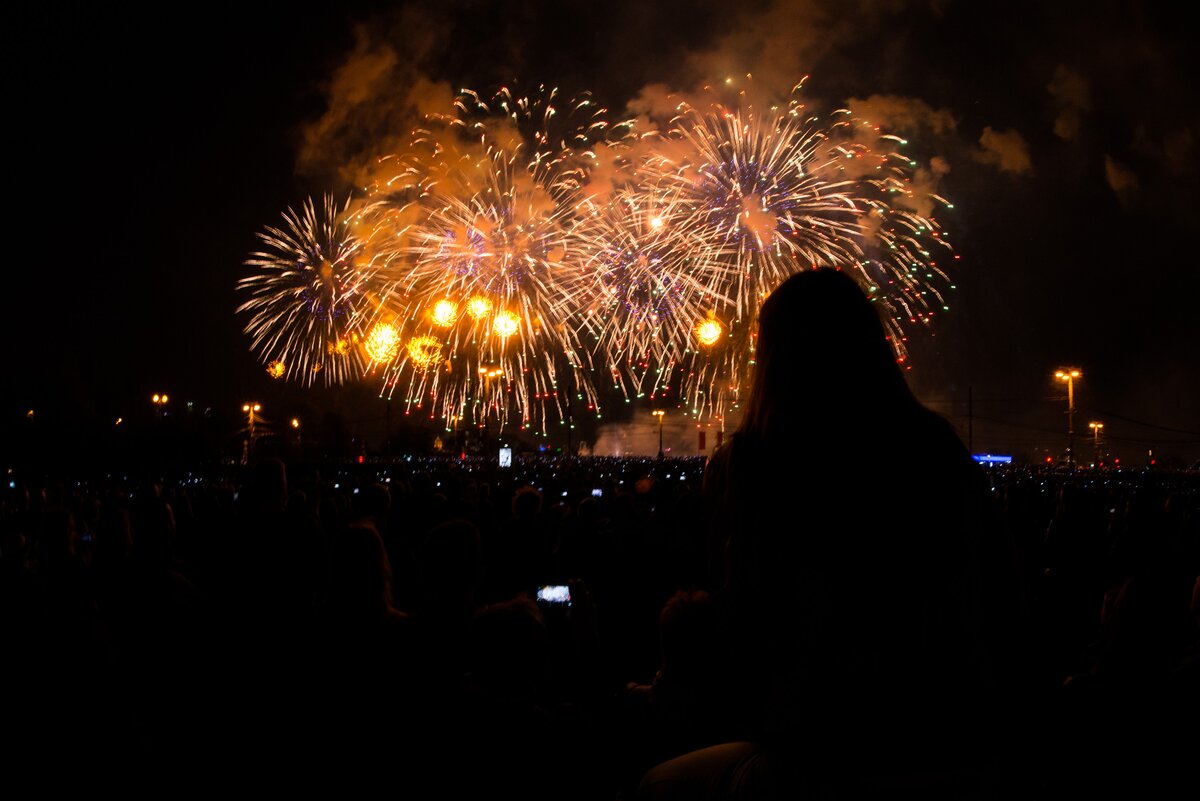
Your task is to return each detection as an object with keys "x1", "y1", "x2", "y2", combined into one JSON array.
[{"x1": 2, "y1": 455, "x2": 1196, "y2": 794}]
